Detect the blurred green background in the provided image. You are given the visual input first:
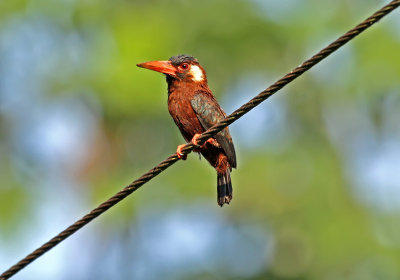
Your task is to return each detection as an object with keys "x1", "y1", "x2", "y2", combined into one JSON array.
[{"x1": 1, "y1": 0, "x2": 400, "y2": 279}]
